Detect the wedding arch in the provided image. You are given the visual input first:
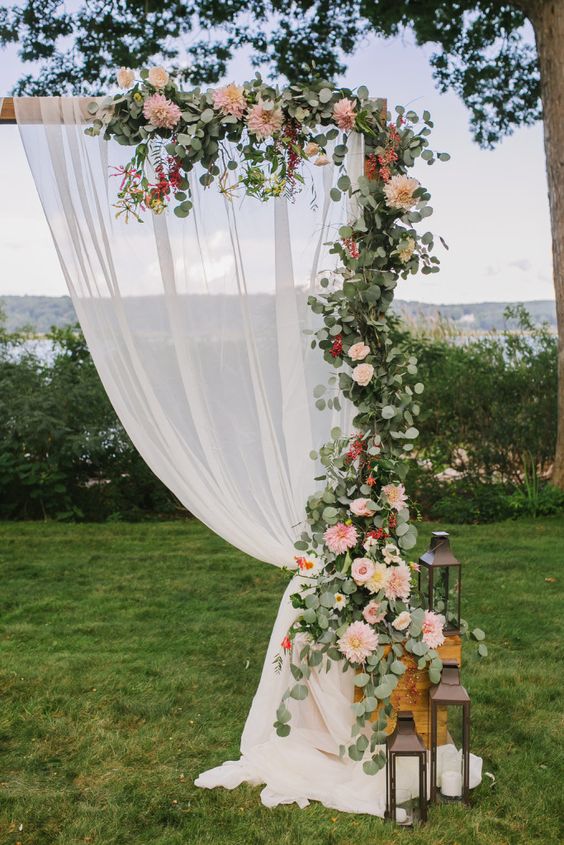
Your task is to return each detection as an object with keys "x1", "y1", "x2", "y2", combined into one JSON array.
[{"x1": 0, "y1": 75, "x2": 483, "y2": 820}]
